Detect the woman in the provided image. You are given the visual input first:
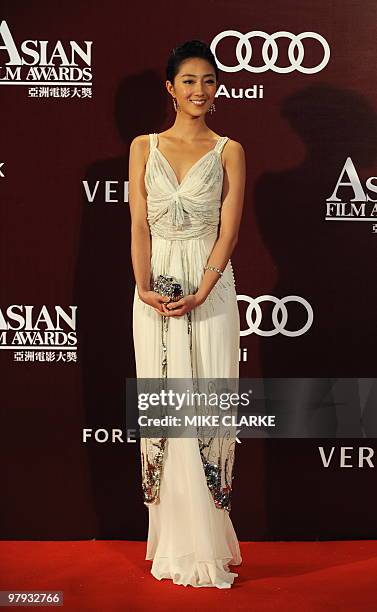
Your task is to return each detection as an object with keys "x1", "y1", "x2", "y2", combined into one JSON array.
[{"x1": 129, "y1": 39, "x2": 246, "y2": 588}]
